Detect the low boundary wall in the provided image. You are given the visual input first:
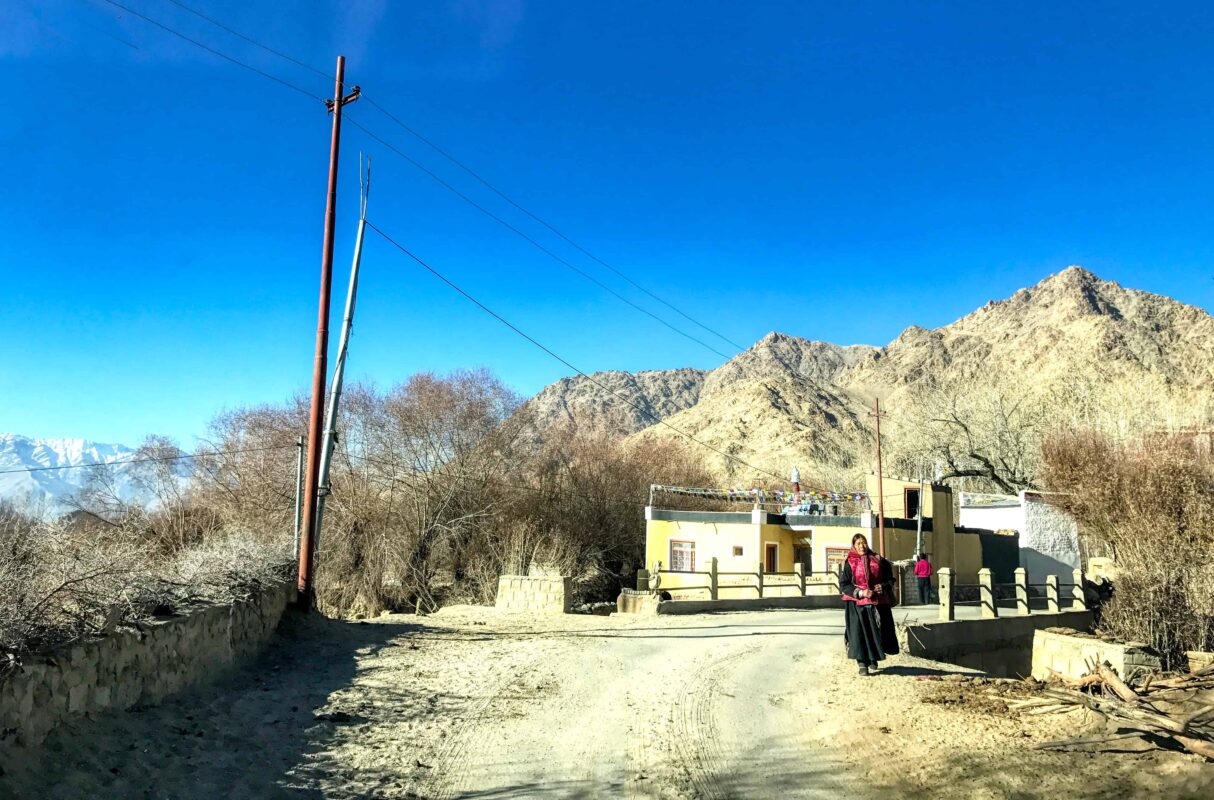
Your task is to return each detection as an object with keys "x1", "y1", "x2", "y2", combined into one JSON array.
[
  {"x1": 904, "y1": 610, "x2": 1092, "y2": 677},
  {"x1": 495, "y1": 575, "x2": 572, "y2": 613},
  {"x1": 655, "y1": 595, "x2": 841, "y2": 615},
  {"x1": 1032, "y1": 629, "x2": 1161, "y2": 681},
  {"x1": 0, "y1": 582, "x2": 296, "y2": 747}
]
